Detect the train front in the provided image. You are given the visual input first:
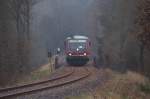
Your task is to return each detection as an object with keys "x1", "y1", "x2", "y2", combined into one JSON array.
[{"x1": 65, "y1": 36, "x2": 91, "y2": 65}]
